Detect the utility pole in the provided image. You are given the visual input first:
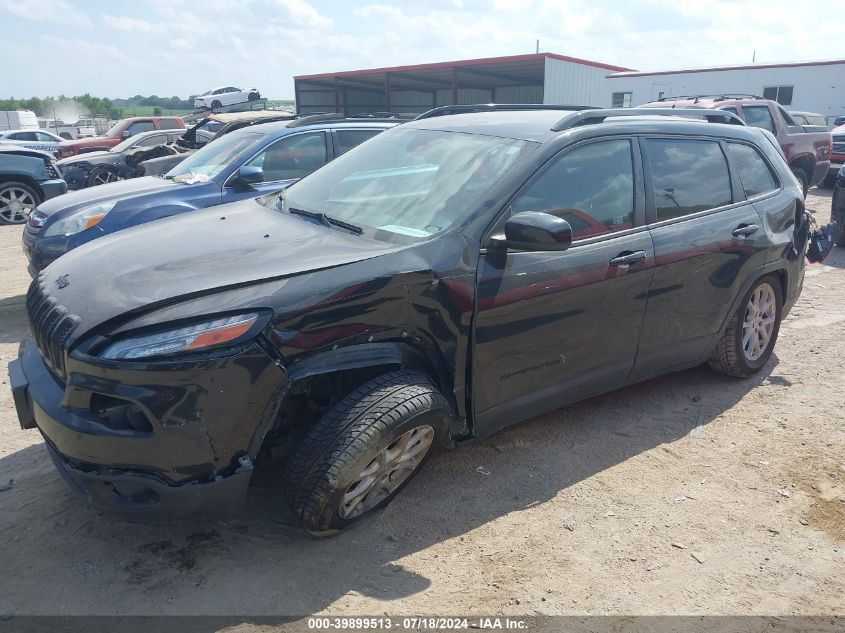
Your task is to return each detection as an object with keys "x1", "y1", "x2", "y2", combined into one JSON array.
[
  {"x1": 536, "y1": 39, "x2": 540, "y2": 54},
  {"x1": 752, "y1": 50, "x2": 756, "y2": 63}
]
